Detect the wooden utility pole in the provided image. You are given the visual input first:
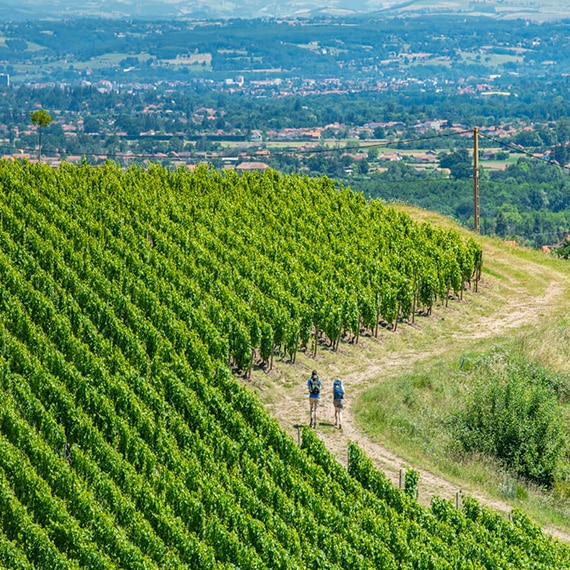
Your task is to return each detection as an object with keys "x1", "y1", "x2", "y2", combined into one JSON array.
[{"x1": 473, "y1": 127, "x2": 480, "y2": 233}]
